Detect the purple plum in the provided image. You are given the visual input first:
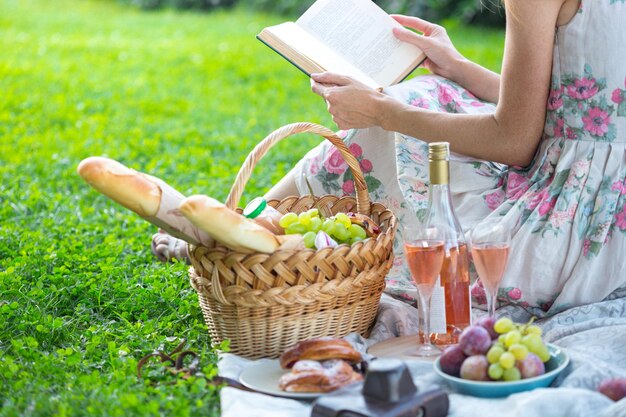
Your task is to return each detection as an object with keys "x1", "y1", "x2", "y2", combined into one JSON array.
[
  {"x1": 598, "y1": 378, "x2": 626, "y2": 401},
  {"x1": 460, "y1": 355, "x2": 490, "y2": 381},
  {"x1": 459, "y1": 325, "x2": 492, "y2": 356},
  {"x1": 516, "y1": 352, "x2": 545, "y2": 379},
  {"x1": 439, "y1": 344, "x2": 467, "y2": 377},
  {"x1": 475, "y1": 316, "x2": 499, "y2": 339}
]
